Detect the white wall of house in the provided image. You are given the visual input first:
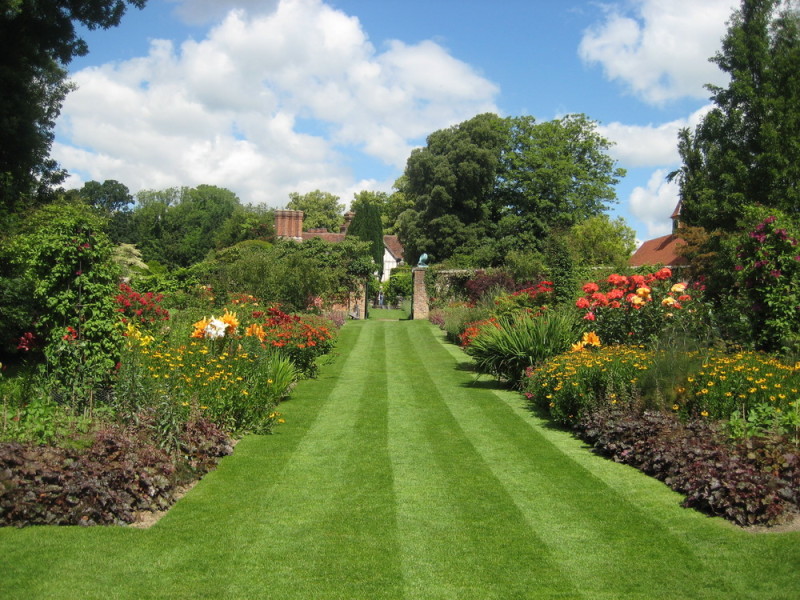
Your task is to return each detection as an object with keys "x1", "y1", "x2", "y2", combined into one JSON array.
[{"x1": 382, "y1": 247, "x2": 398, "y2": 282}]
